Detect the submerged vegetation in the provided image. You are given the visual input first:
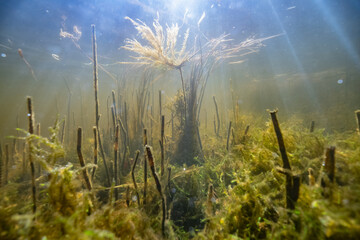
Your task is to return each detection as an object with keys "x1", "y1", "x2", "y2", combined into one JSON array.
[{"x1": 1, "y1": 15, "x2": 360, "y2": 240}]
